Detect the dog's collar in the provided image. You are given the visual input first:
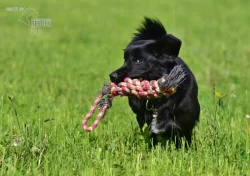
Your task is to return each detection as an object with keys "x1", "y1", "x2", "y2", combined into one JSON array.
[{"x1": 146, "y1": 99, "x2": 157, "y2": 118}]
